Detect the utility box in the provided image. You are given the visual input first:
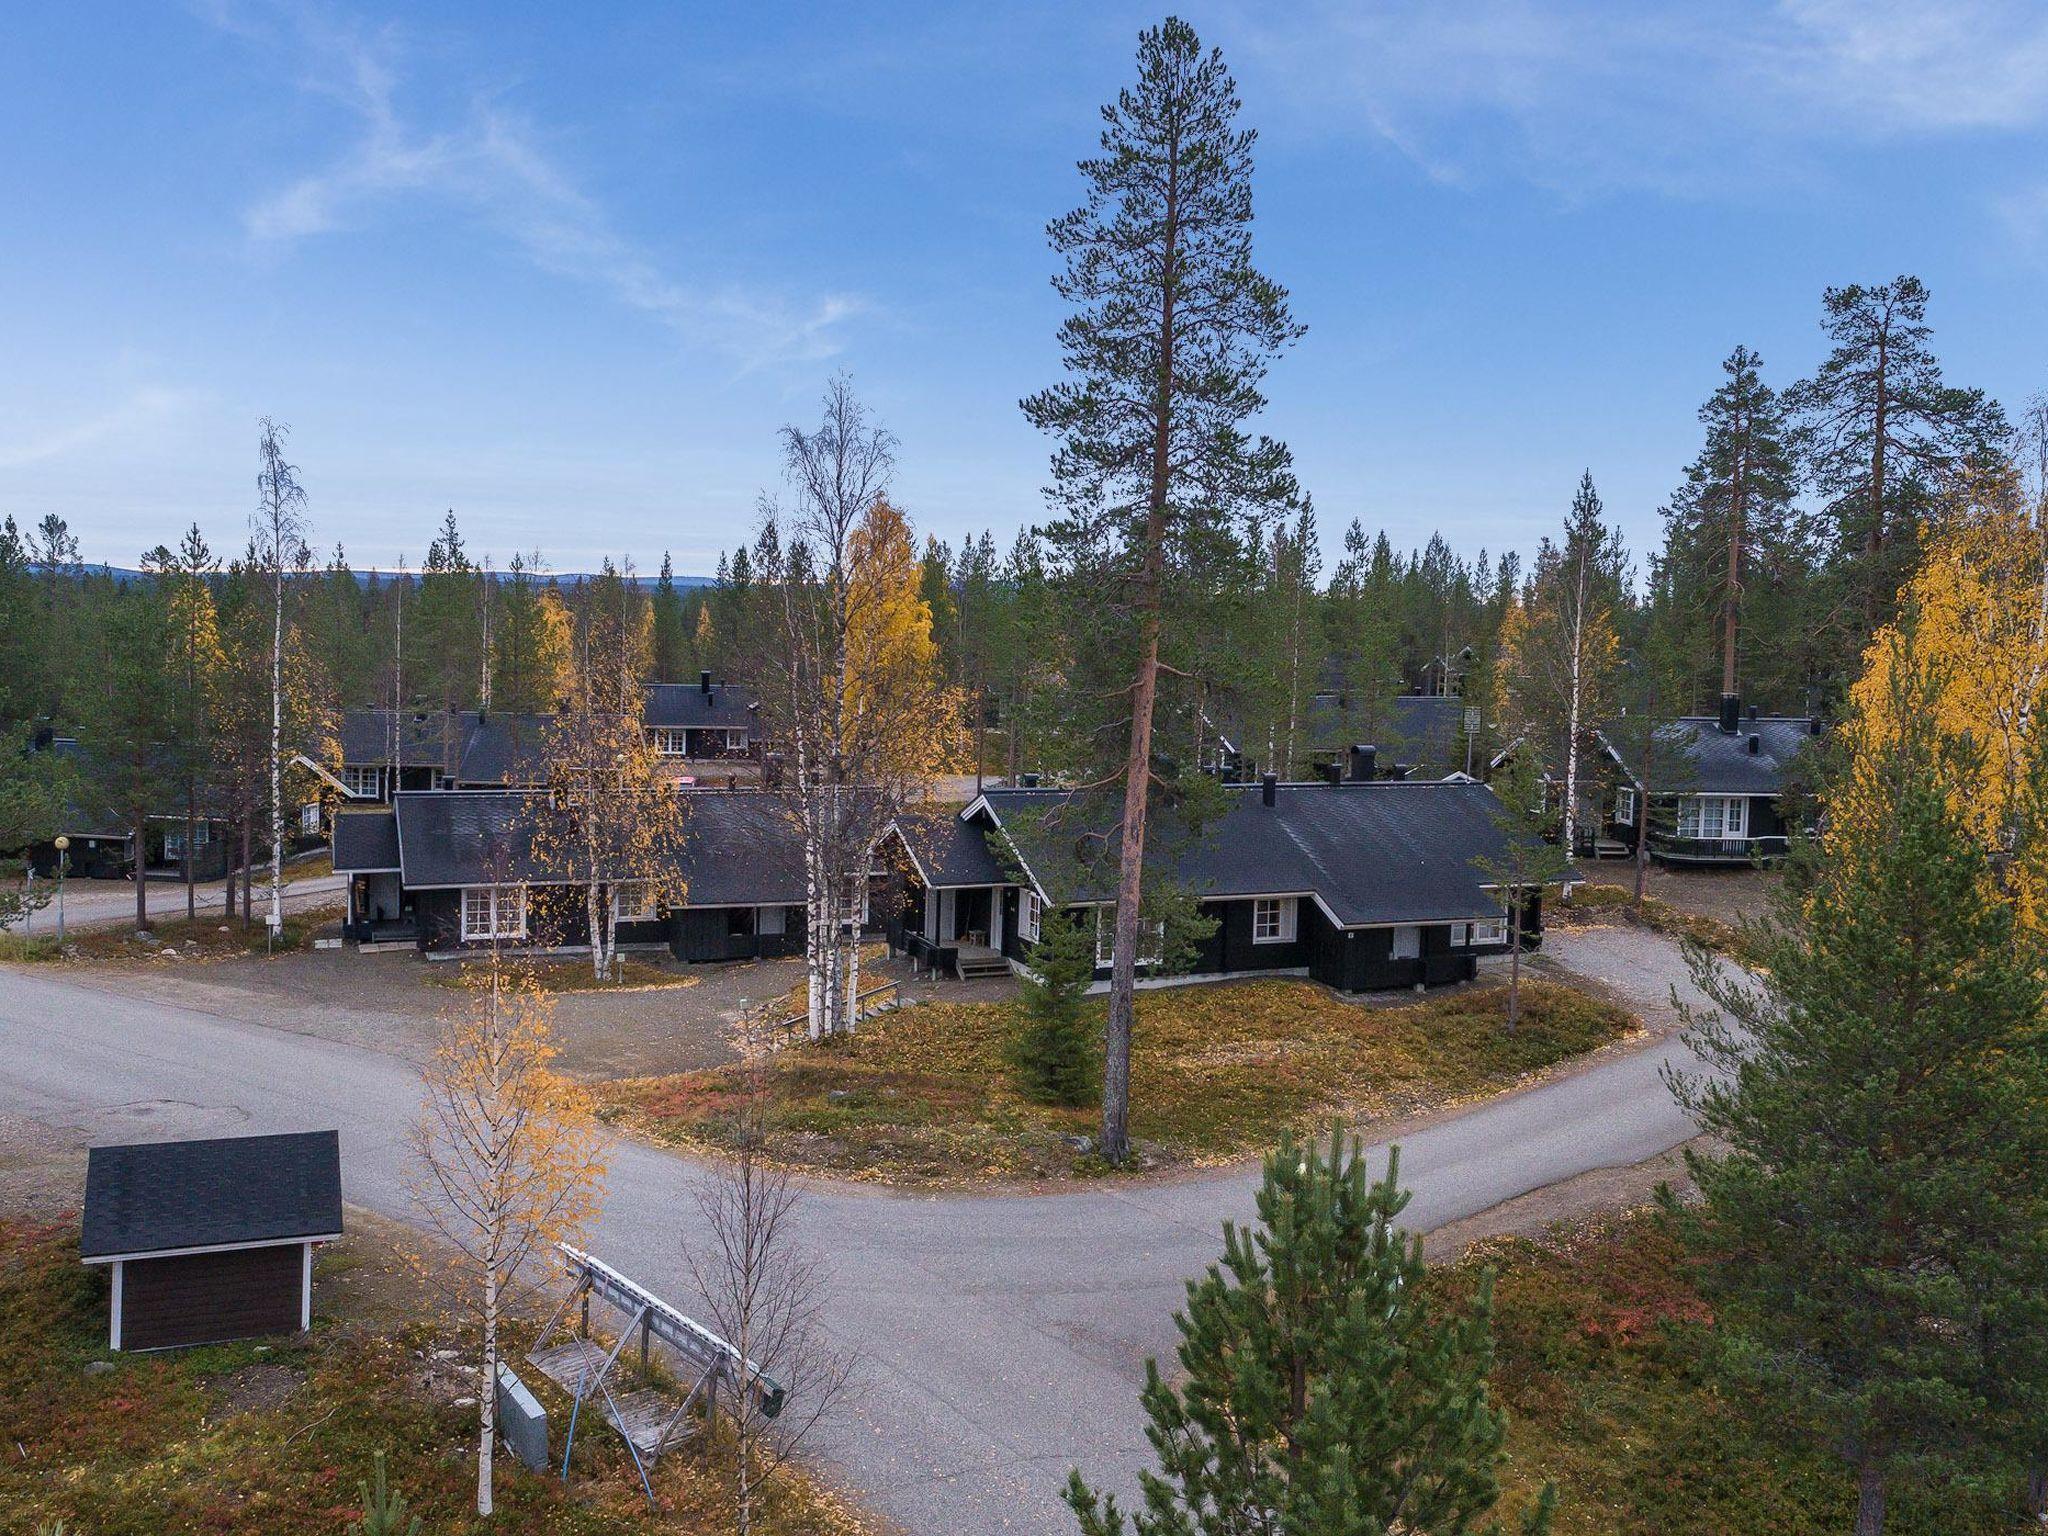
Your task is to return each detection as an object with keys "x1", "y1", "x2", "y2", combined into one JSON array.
[{"x1": 496, "y1": 1362, "x2": 549, "y2": 1472}]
